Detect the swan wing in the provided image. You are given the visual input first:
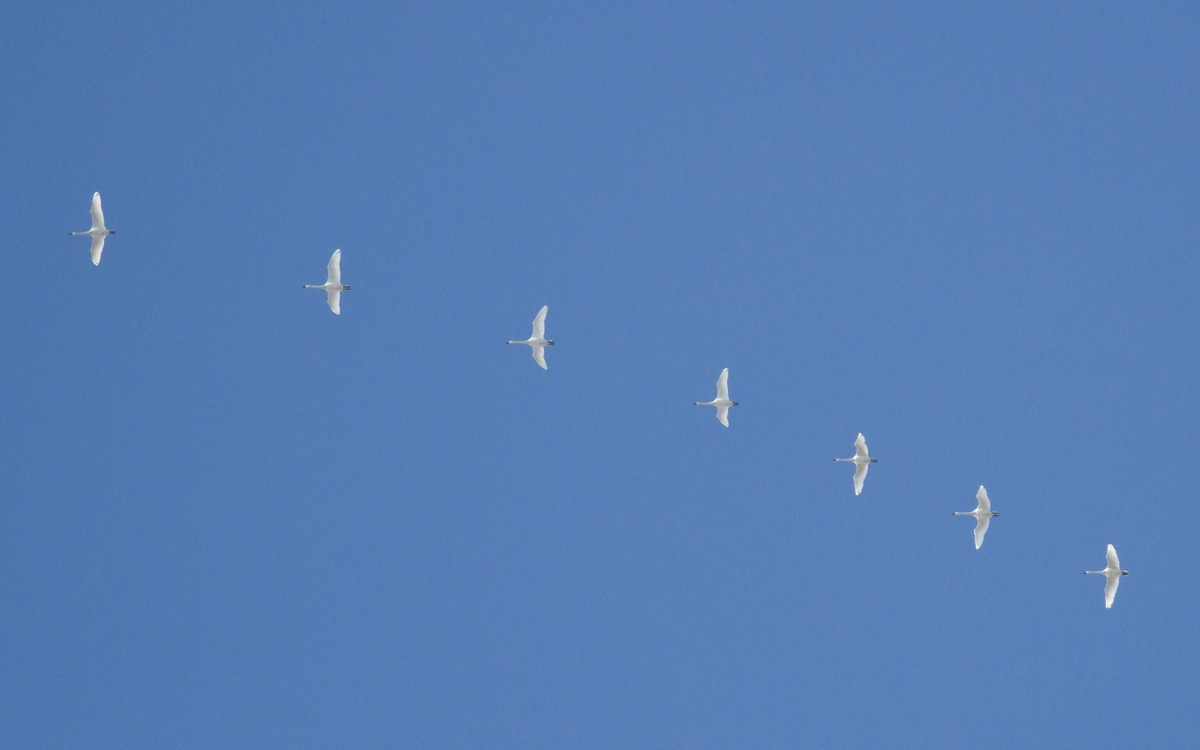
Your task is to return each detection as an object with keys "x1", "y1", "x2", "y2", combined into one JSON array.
[
  {"x1": 326, "y1": 289, "x2": 341, "y2": 315},
  {"x1": 532, "y1": 344, "x2": 547, "y2": 370},
  {"x1": 854, "y1": 433, "x2": 869, "y2": 459},
  {"x1": 976, "y1": 485, "x2": 991, "y2": 513},
  {"x1": 531, "y1": 305, "x2": 548, "y2": 339},
  {"x1": 716, "y1": 368, "x2": 729, "y2": 401},
  {"x1": 715, "y1": 405, "x2": 729, "y2": 427},
  {"x1": 1106, "y1": 544, "x2": 1120, "y2": 571},
  {"x1": 1104, "y1": 574, "x2": 1119, "y2": 609},
  {"x1": 90, "y1": 192, "x2": 106, "y2": 231},
  {"x1": 90, "y1": 234, "x2": 105, "y2": 265},
  {"x1": 853, "y1": 461, "x2": 868, "y2": 496},
  {"x1": 973, "y1": 514, "x2": 990, "y2": 549},
  {"x1": 326, "y1": 249, "x2": 342, "y2": 286}
]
